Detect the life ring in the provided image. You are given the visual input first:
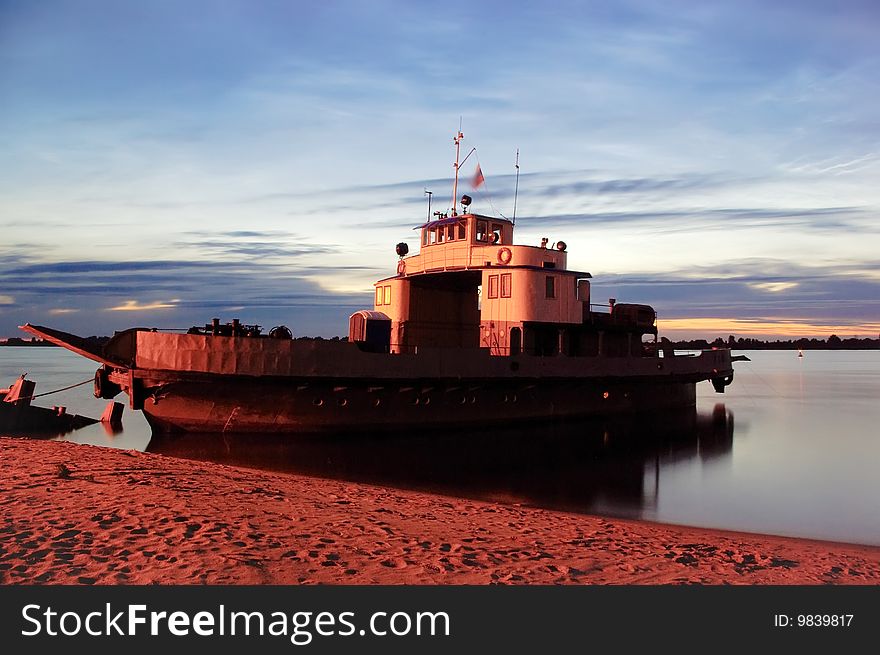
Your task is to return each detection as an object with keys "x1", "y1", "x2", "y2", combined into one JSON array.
[
  {"x1": 497, "y1": 247, "x2": 512, "y2": 265},
  {"x1": 397, "y1": 260, "x2": 406, "y2": 275}
]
